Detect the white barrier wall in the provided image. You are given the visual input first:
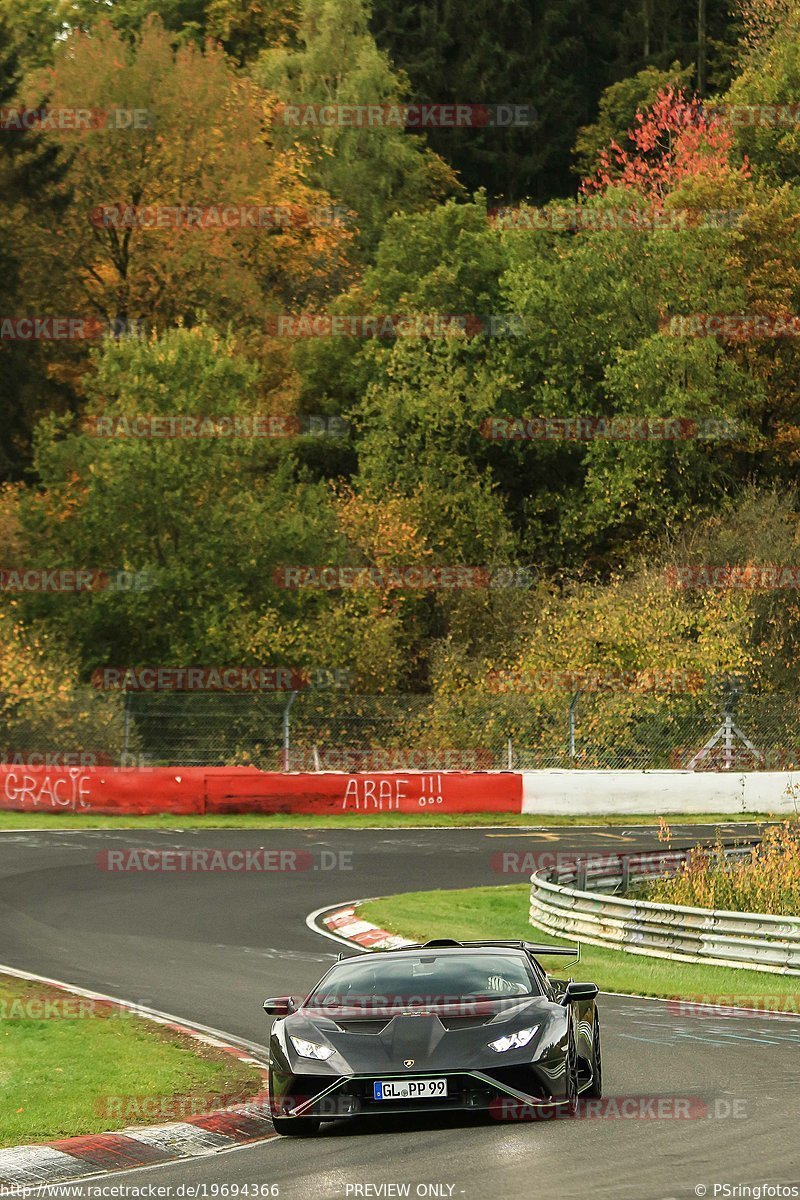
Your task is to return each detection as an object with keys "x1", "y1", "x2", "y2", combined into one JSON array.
[{"x1": 521, "y1": 770, "x2": 800, "y2": 815}]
